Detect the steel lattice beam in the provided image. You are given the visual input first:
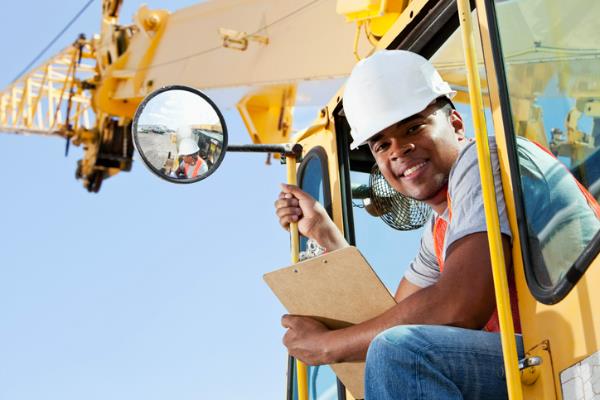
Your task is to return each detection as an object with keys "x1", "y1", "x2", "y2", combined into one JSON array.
[{"x1": 0, "y1": 40, "x2": 96, "y2": 138}]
